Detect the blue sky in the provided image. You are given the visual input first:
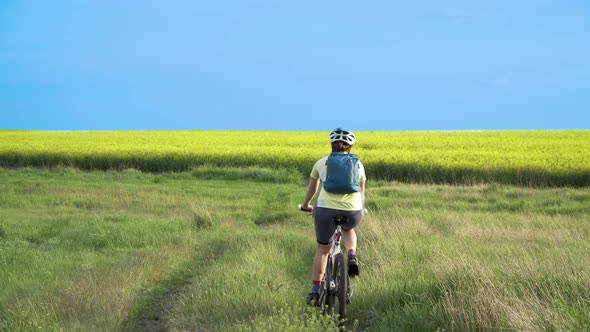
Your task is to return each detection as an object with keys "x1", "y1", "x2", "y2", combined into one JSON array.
[{"x1": 1, "y1": 1, "x2": 589, "y2": 131}]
